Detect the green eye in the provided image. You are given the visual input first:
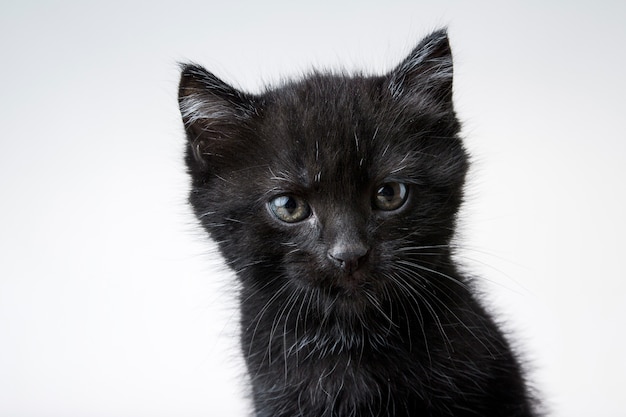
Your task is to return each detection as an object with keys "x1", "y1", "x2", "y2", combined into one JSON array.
[
  {"x1": 374, "y1": 182, "x2": 408, "y2": 211},
  {"x1": 269, "y1": 195, "x2": 311, "y2": 223}
]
